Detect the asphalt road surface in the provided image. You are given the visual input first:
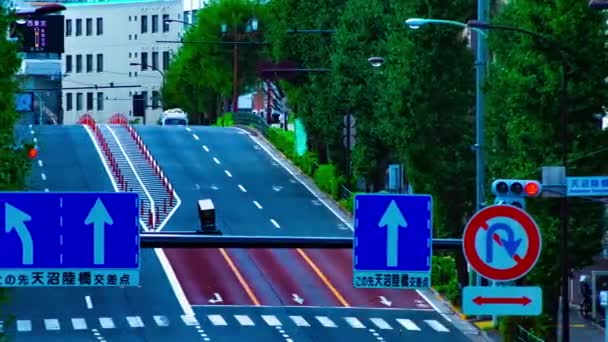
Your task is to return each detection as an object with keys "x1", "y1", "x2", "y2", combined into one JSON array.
[{"x1": 134, "y1": 124, "x2": 475, "y2": 341}]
